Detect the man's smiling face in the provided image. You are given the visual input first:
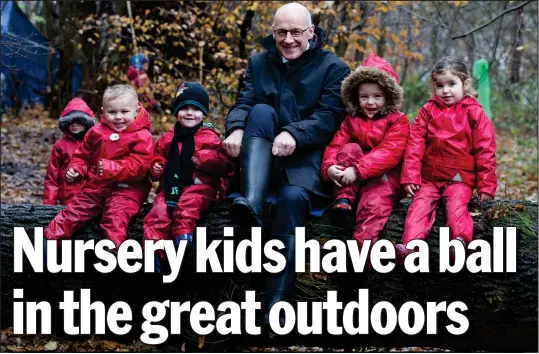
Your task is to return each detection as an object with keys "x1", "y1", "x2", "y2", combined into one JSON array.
[{"x1": 273, "y1": 8, "x2": 314, "y2": 61}]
